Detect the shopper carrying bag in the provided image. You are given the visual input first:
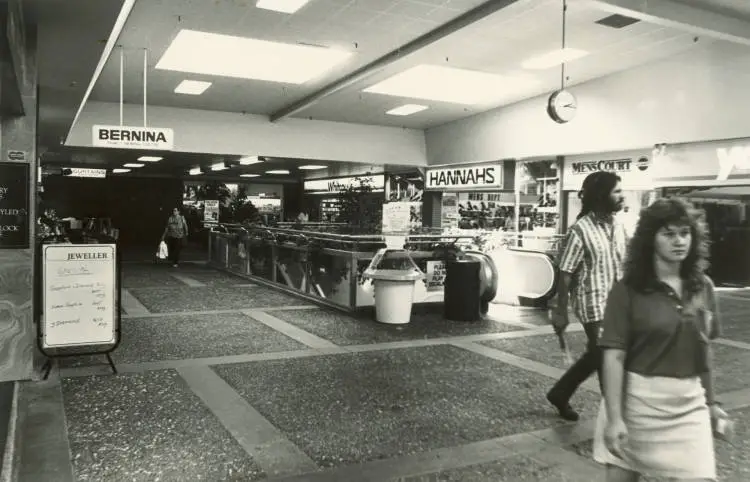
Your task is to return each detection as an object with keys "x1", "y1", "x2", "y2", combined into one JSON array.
[{"x1": 161, "y1": 207, "x2": 188, "y2": 267}]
